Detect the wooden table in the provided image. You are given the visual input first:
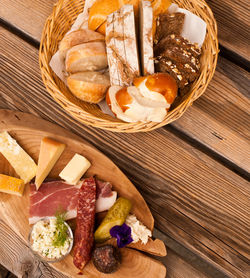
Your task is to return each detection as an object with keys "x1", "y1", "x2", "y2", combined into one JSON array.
[{"x1": 0, "y1": 0, "x2": 249, "y2": 277}]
